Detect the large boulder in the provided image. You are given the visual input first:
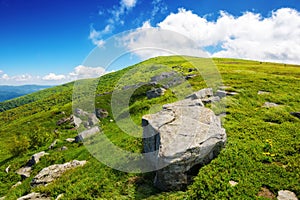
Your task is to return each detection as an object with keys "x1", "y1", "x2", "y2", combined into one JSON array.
[
  {"x1": 31, "y1": 160, "x2": 87, "y2": 187},
  {"x1": 142, "y1": 97, "x2": 226, "y2": 191}
]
